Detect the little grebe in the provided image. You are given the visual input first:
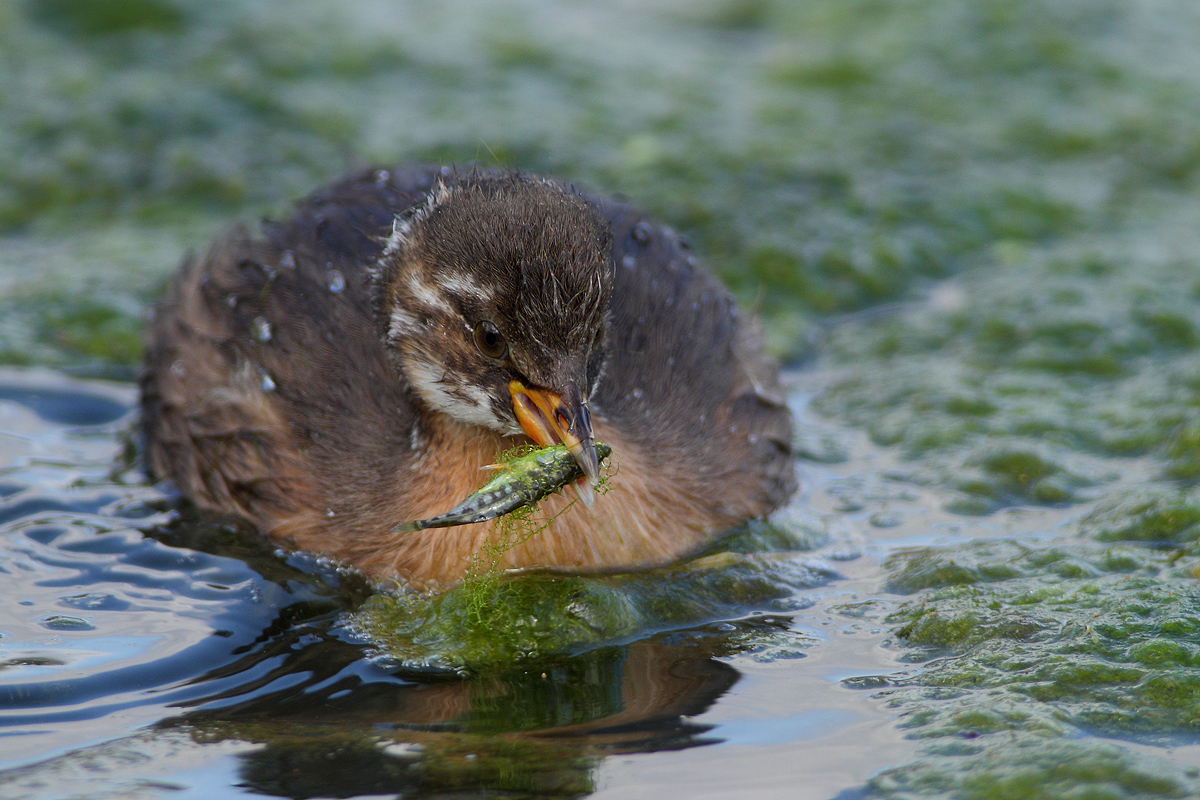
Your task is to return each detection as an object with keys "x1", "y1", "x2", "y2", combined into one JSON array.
[{"x1": 141, "y1": 166, "x2": 795, "y2": 589}]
